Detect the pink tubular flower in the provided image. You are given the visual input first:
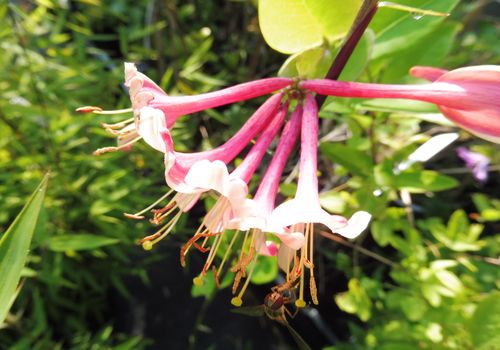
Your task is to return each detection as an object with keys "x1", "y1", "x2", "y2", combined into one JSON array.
[
  {"x1": 228, "y1": 104, "x2": 305, "y2": 251},
  {"x1": 269, "y1": 94, "x2": 371, "y2": 308},
  {"x1": 300, "y1": 65, "x2": 500, "y2": 143},
  {"x1": 162, "y1": 92, "x2": 284, "y2": 192},
  {"x1": 228, "y1": 103, "x2": 304, "y2": 307},
  {"x1": 184, "y1": 103, "x2": 289, "y2": 292},
  {"x1": 78, "y1": 63, "x2": 293, "y2": 154},
  {"x1": 127, "y1": 93, "x2": 286, "y2": 252}
]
